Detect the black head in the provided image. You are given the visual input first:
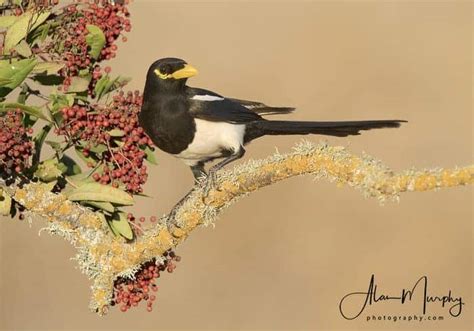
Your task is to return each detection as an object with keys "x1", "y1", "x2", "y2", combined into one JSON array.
[{"x1": 145, "y1": 57, "x2": 198, "y2": 92}]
